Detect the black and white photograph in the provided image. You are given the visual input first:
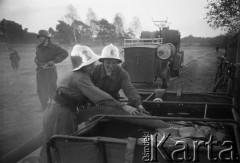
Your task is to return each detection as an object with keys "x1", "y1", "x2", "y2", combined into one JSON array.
[{"x1": 0, "y1": 0, "x2": 240, "y2": 162}]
